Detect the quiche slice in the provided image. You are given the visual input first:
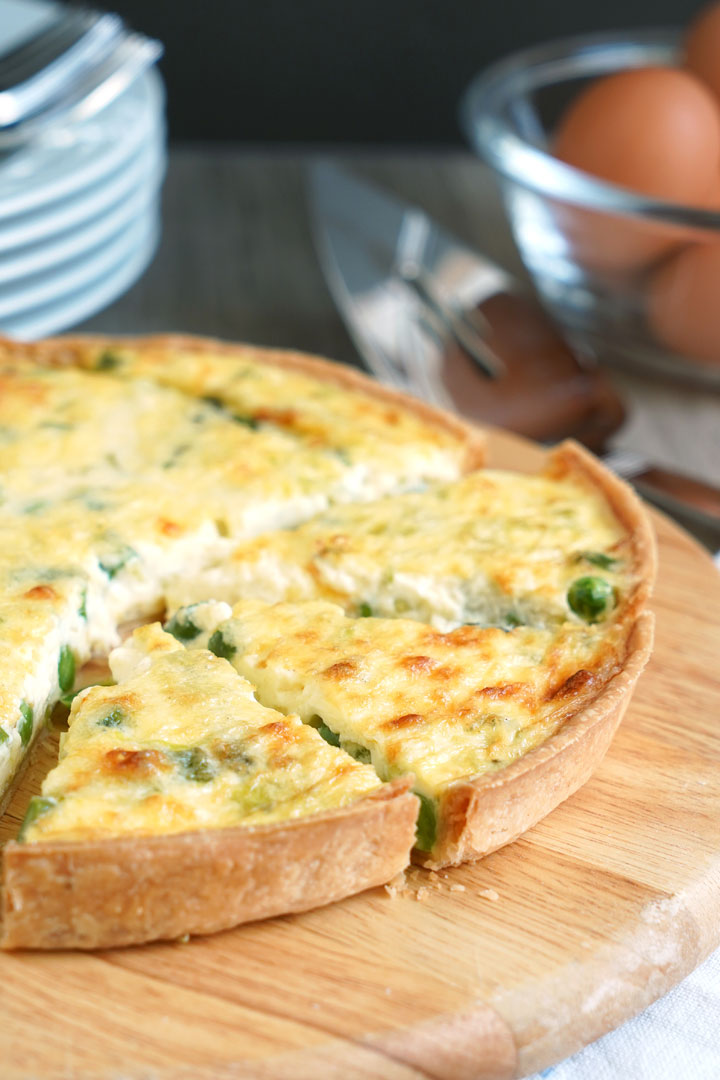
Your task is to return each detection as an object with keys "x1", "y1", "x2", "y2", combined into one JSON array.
[
  {"x1": 182, "y1": 598, "x2": 652, "y2": 868},
  {"x1": 1, "y1": 621, "x2": 417, "y2": 950},
  {"x1": 0, "y1": 334, "x2": 481, "y2": 808},
  {"x1": 166, "y1": 442, "x2": 653, "y2": 632}
]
